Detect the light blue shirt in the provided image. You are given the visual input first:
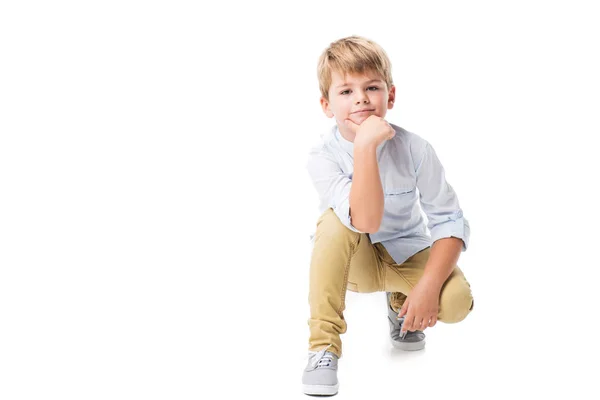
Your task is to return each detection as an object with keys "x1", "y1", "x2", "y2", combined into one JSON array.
[{"x1": 306, "y1": 123, "x2": 470, "y2": 265}]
